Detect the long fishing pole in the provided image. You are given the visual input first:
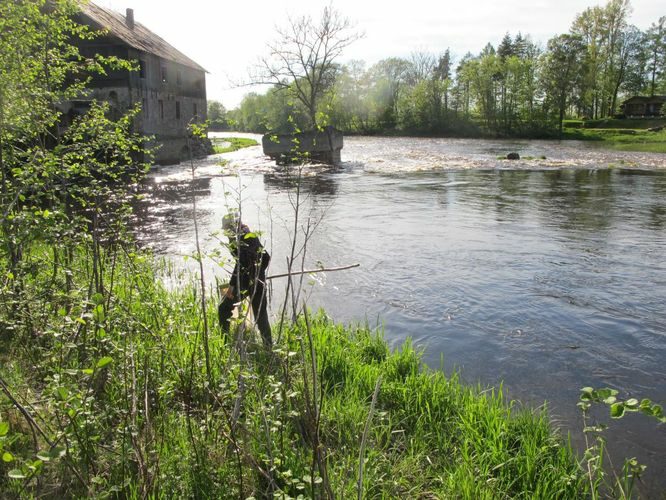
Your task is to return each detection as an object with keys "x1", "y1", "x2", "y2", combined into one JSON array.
[{"x1": 266, "y1": 263, "x2": 360, "y2": 280}]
